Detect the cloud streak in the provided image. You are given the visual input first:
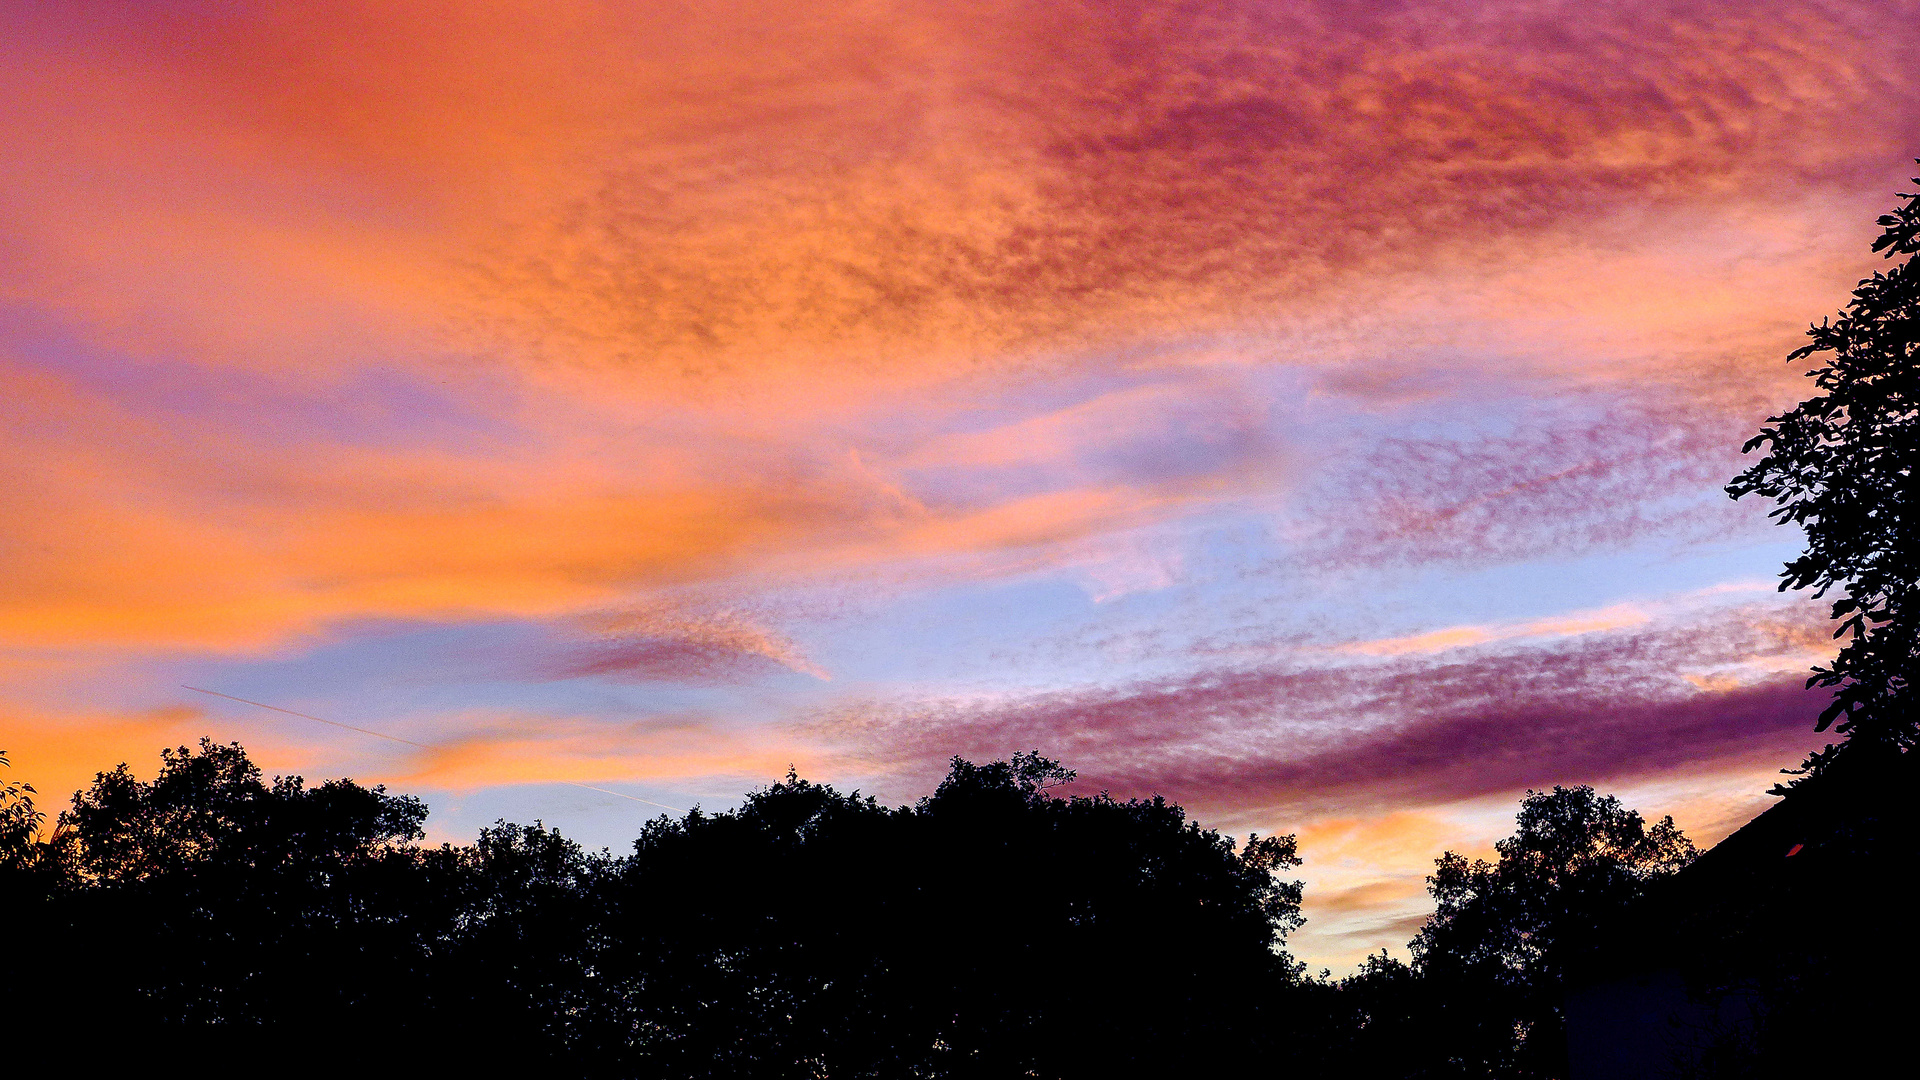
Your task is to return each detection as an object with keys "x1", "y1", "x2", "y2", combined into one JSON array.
[
  {"x1": 541, "y1": 604, "x2": 830, "y2": 683},
  {"x1": 817, "y1": 601, "x2": 1836, "y2": 817}
]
